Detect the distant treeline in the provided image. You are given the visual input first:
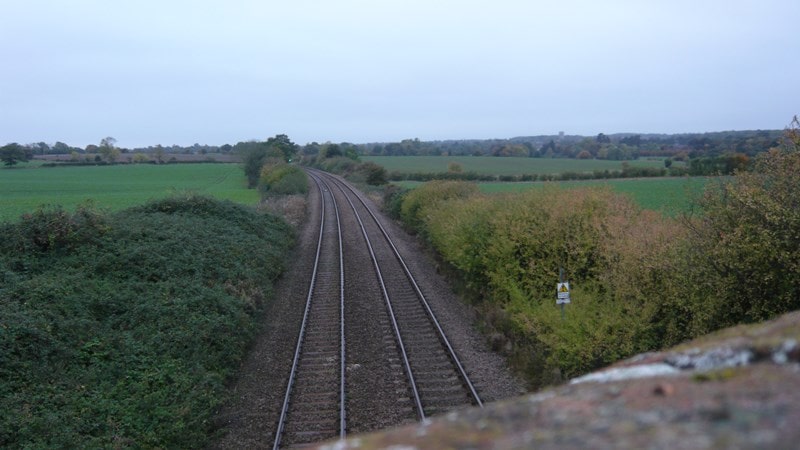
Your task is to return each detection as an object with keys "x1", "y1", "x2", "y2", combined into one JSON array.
[
  {"x1": 339, "y1": 129, "x2": 782, "y2": 160},
  {"x1": 12, "y1": 129, "x2": 780, "y2": 161},
  {"x1": 7, "y1": 129, "x2": 783, "y2": 177}
]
